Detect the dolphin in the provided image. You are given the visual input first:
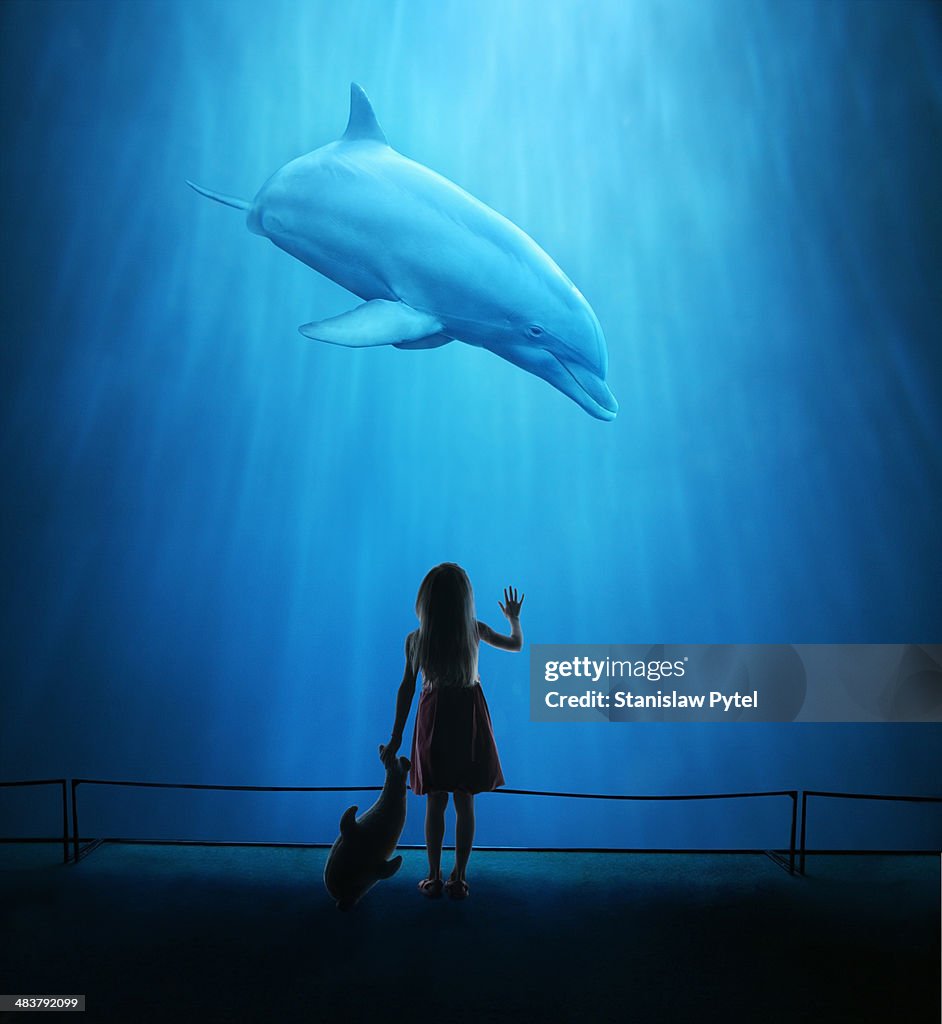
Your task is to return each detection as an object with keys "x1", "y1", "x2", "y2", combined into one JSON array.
[
  {"x1": 323, "y1": 746, "x2": 410, "y2": 911},
  {"x1": 188, "y1": 83, "x2": 617, "y2": 420}
]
